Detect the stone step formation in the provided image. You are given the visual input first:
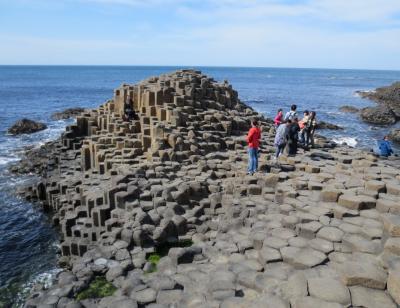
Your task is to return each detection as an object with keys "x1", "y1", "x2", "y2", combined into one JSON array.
[{"x1": 23, "y1": 70, "x2": 400, "y2": 308}]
